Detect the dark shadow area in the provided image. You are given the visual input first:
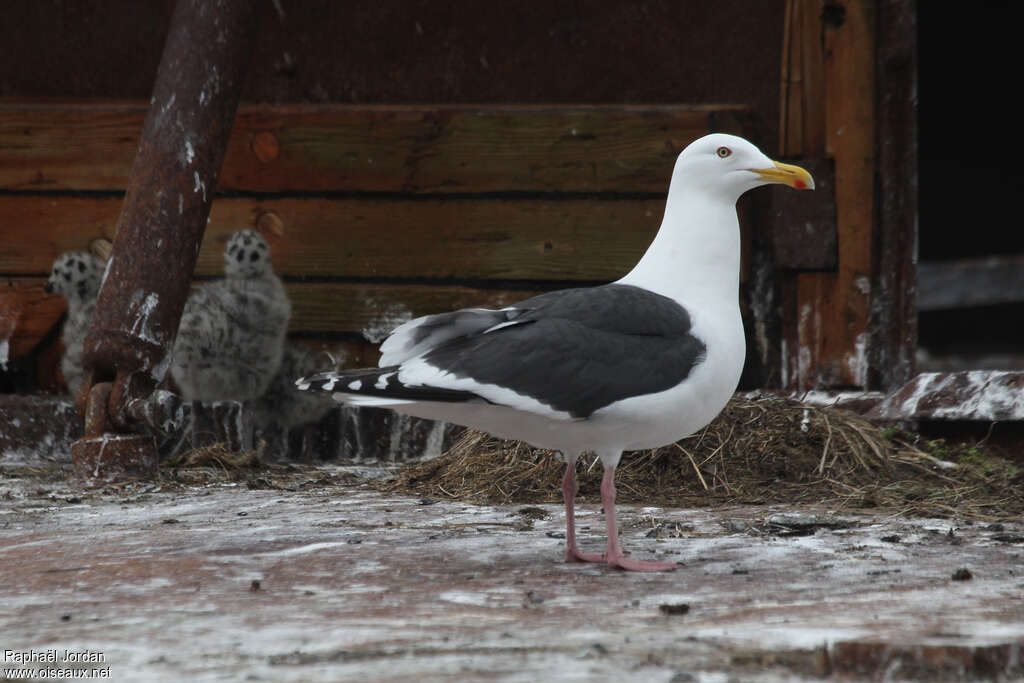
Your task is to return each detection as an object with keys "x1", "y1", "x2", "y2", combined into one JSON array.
[{"x1": 917, "y1": 0, "x2": 1024, "y2": 369}]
